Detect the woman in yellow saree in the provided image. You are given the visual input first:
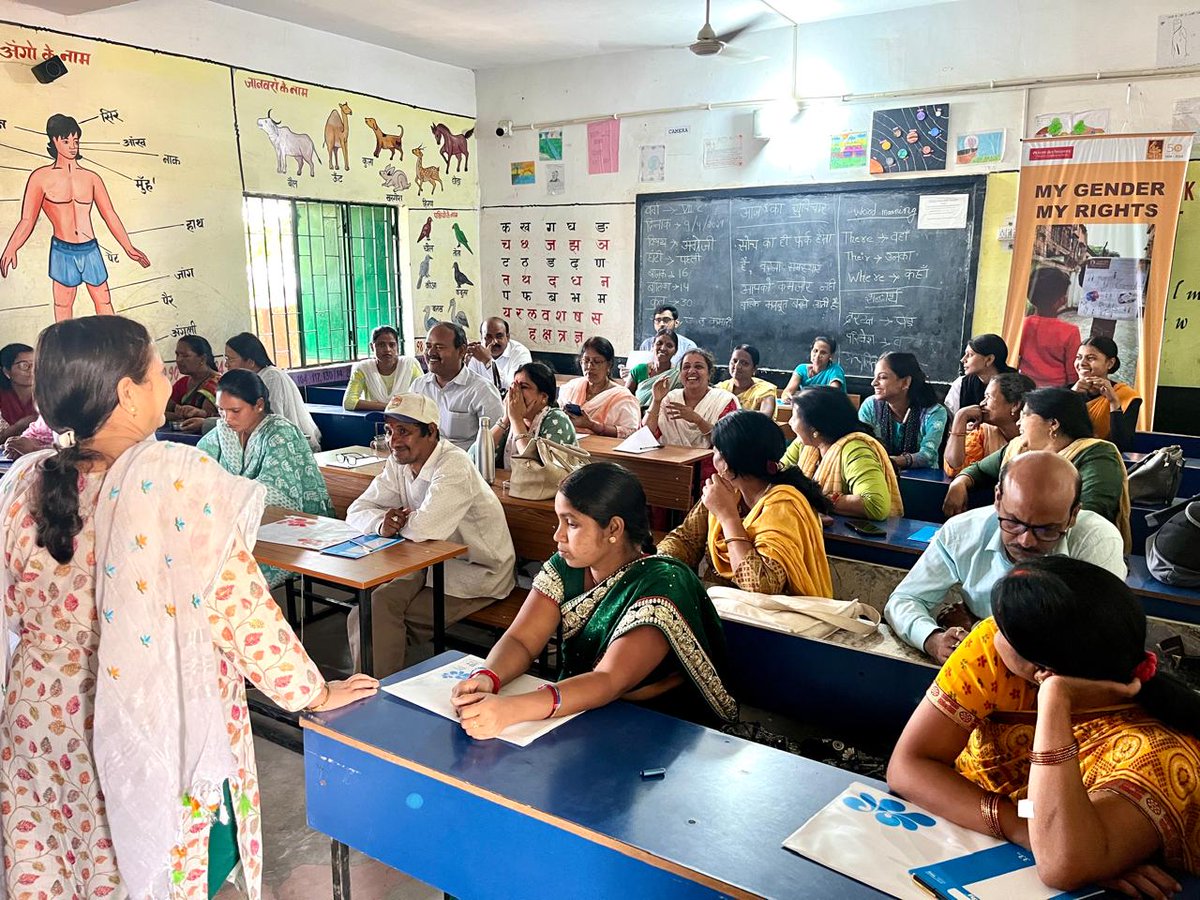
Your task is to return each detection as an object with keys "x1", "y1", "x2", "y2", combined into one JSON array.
[
  {"x1": 889, "y1": 557, "x2": 1200, "y2": 895},
  {"x1": 659, "y1": 410, "x2": 832, "y2": 597}
]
